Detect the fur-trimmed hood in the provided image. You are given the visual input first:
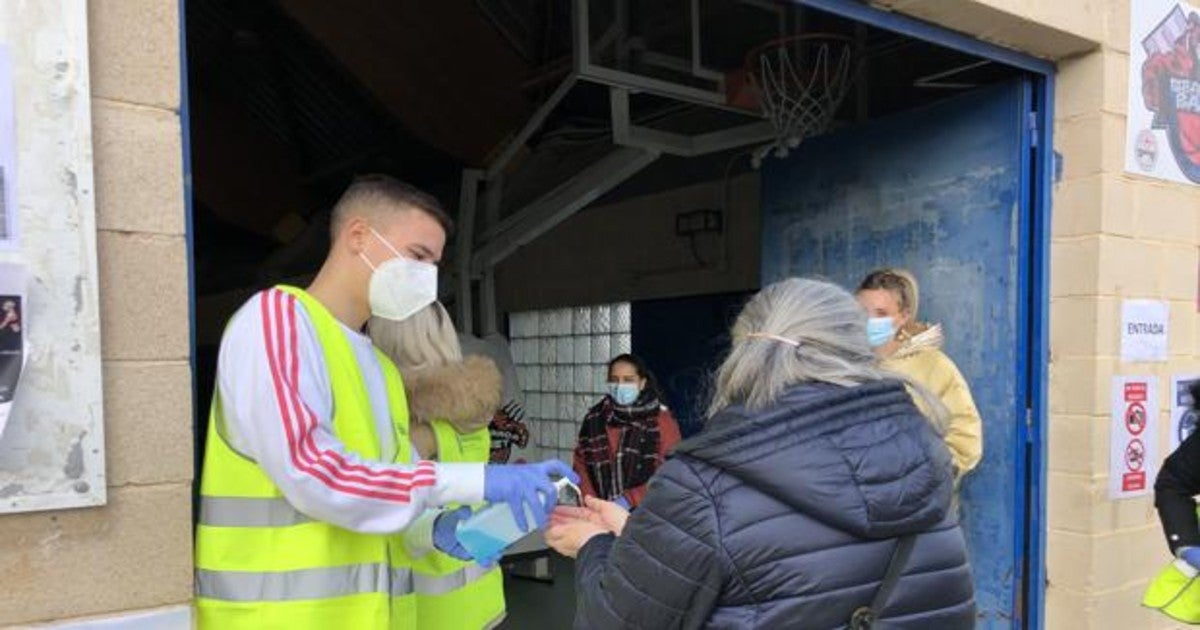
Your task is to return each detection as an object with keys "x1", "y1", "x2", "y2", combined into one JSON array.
[
  {"x1": 893, "y1": 322, "x2": 944, "y2": 360},
  {"x1": 402, "y1": 355, "x2": 502, "y2": 434}
]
